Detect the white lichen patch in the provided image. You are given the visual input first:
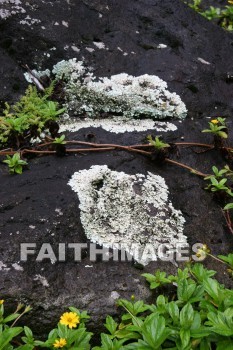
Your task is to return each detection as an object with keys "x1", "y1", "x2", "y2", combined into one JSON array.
[
  {"x1": 12, "y1": 263, "x2": 24, "y2": 271},
  {"x1": 157, "y1": 44, "x2": 167, "y2": 49},
  {"x1": 59, "y1": 116, "x2": 177, "y2": 134},
  {"x1": 85, "y1": 47, "x2": 95, "y2": 53},
  {"x1": 19, "y1": 15, "x2": 41, "y2": 26},
  {"x1": 0, "y1": 0, "x2": 25, "y2": 19},
  {"x1": 0, "y1": 261, "x2": 10, "y2": 271},
  {"x1": 34, "y1": 274, "x2": 49, "y2": 287},
  {"x1": 71, "y1": 45, "x2": 80, "y2": 53},
  {"x1": 93, "y1": 41, "x2": 106, "y2": 49},
  {"x1": 51, "y1": 58, "x2": 187, "y2": 120},
  {"x1": 68, "y1": 166, "x2": 186, "y2": 265},
  {"x1": 62, "y1": 20, "x2": 69, "y2": 27}
]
